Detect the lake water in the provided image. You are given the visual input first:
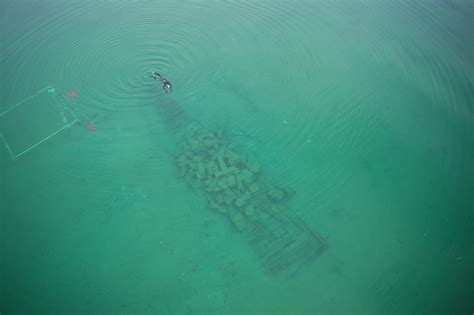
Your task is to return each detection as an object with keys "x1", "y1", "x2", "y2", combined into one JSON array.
[{"x1": 1, "y1": 2, "x2": 473, "y2": 314}]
